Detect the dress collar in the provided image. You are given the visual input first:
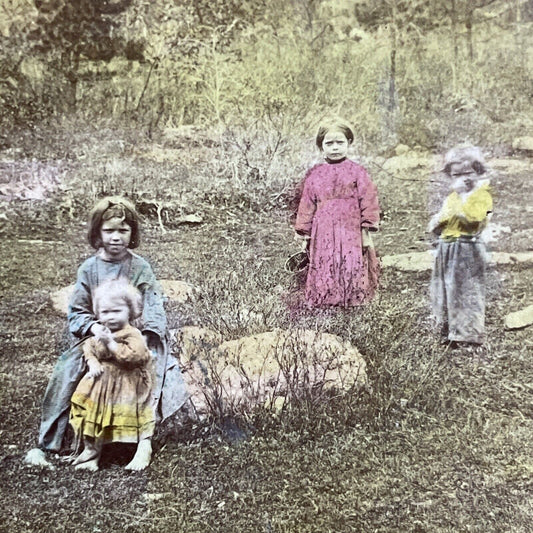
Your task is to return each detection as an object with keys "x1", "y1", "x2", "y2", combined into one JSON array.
[{"x1": 325, "y1": 157, "x2": 347, "y2": 165}]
